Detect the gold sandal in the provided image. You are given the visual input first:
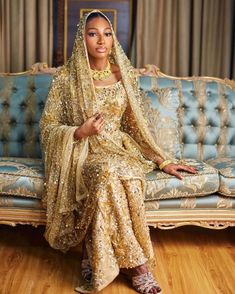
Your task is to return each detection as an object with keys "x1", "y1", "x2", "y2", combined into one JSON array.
[
  {"x1": 81, "y1": 258, "x2": 92, "y2": 283},
  {"x1": 132, "y1": 272, "x2": 162, "y2": 294},
  {"x1": 74, "y1": 260, "x2": 93, "y2": 294}
]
